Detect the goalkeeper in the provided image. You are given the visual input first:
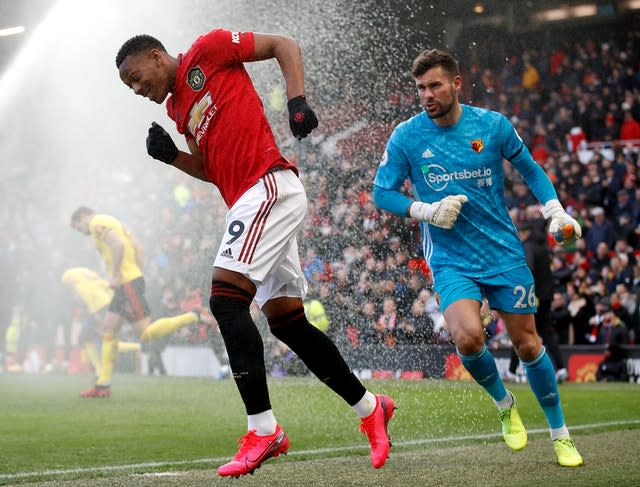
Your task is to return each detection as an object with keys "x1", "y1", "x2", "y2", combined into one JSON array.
[{"x1": 373, "y1": 48, "x2": 583, "y2": 467}]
